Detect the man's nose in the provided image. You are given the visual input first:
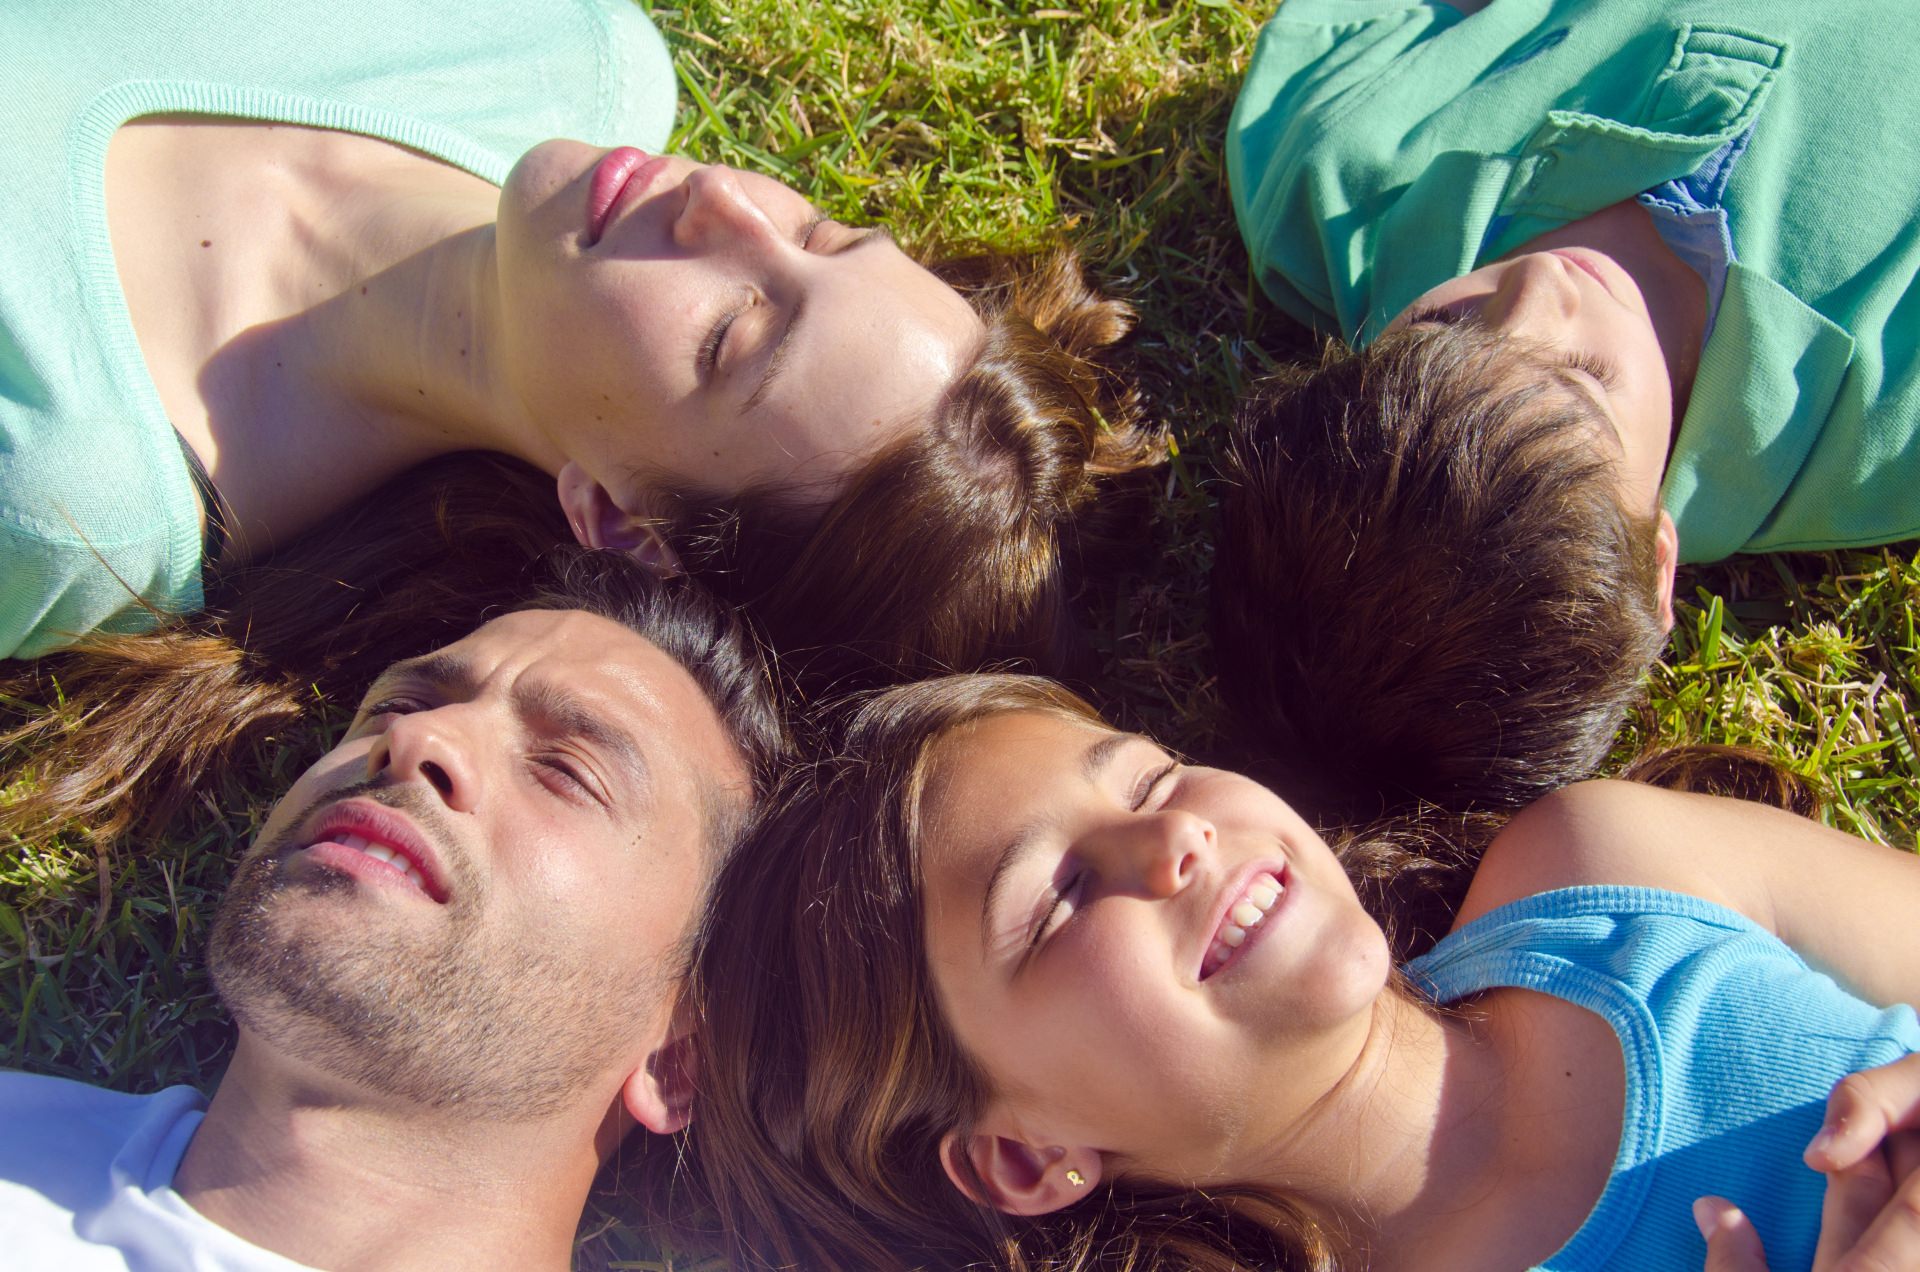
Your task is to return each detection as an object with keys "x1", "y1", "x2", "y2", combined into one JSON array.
[
  {"x1": 674, "y1": 165, "x2": 780, "y2": 251},
  {"x1": 1480, "y1": 253, "x2": 1581, "y2": 331},
  {"x1": 366, "y1": 708, "x2": 480, "y2": 814}
]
